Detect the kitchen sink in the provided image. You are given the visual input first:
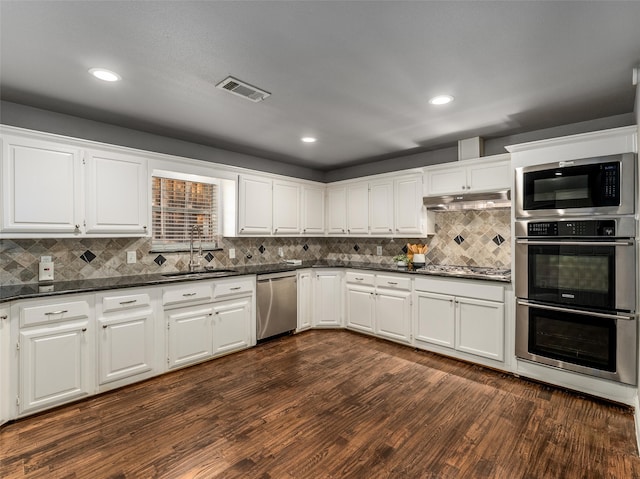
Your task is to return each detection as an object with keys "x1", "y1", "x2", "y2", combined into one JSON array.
[{"x1": 162, "y1": 269, "x2": 237, "y2": 279}]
